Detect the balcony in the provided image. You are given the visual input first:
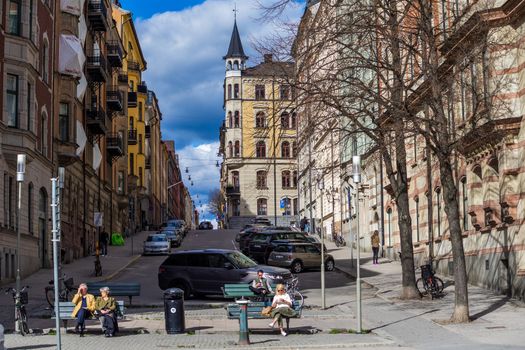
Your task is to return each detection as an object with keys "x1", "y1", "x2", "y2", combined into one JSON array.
[
  {"x1": 145, "y1": 157, "x2": 151, "y2": 169},
  {"x1": 106, "y1": 86, "x2": 123, "y2": 112},
  {"x1": 86, "y1": 54, "x2": 108, "y2": 82},
  {"x1": 87, "y1": 0, "x2": 108, "y2": 32},
  {"x1": 226, "y1": 186, "x2": 241, "y2": 196},
  {"x1": 106, "y1": 133, "x2": 124, "y2": 157},
  {"x1": 86, "y1": 108, "x2": 107, "y2": 135},
  {"x1": 56, "y1": 140, "x2": 79, "y2": 166},
  {"x1": 128, "y1": 129, "x2": 137, "y2": 145},
  {"x1": 137, "y1": 84, "x2": 148, "y2": 94},
  {"x1": 128, "y1": 91, "x2": 137, "y2": 108},
  {"x1": 118, "y1": 70, "x2": 128, "y2": 84},
  {"x1": 128, "y1": 60, "x2": 140, "y2": 71},
  {"x1": 116, "y1": 193, "x2": 128, "y2": 210},
  {"x1": 107, "y1": 41, "x2": 123, "y2": 68},
  {"x1": 128, "y1": 174, "x2": 138, "y2": 191},
  {"x1": 145, "y1": 125, "x2": 151, "y2": 139}
]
